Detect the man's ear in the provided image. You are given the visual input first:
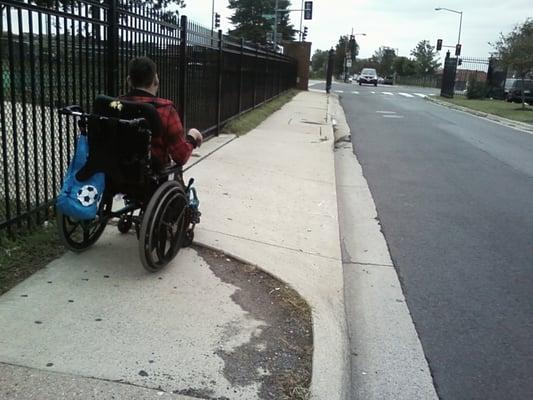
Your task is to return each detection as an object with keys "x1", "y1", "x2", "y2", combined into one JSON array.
[
  {"x1": 126, "y1": 75, "x2": 132, "y2": 88},
  {"x1": 154, "y1": 73, "x2": 159, "y2": 87}
]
